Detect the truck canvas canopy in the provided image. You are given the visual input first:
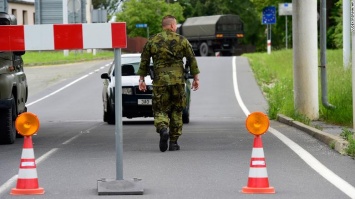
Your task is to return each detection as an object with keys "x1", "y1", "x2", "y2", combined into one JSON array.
[{"x1": 181, "y1": 15, "x2": 243, "y2": 38}]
